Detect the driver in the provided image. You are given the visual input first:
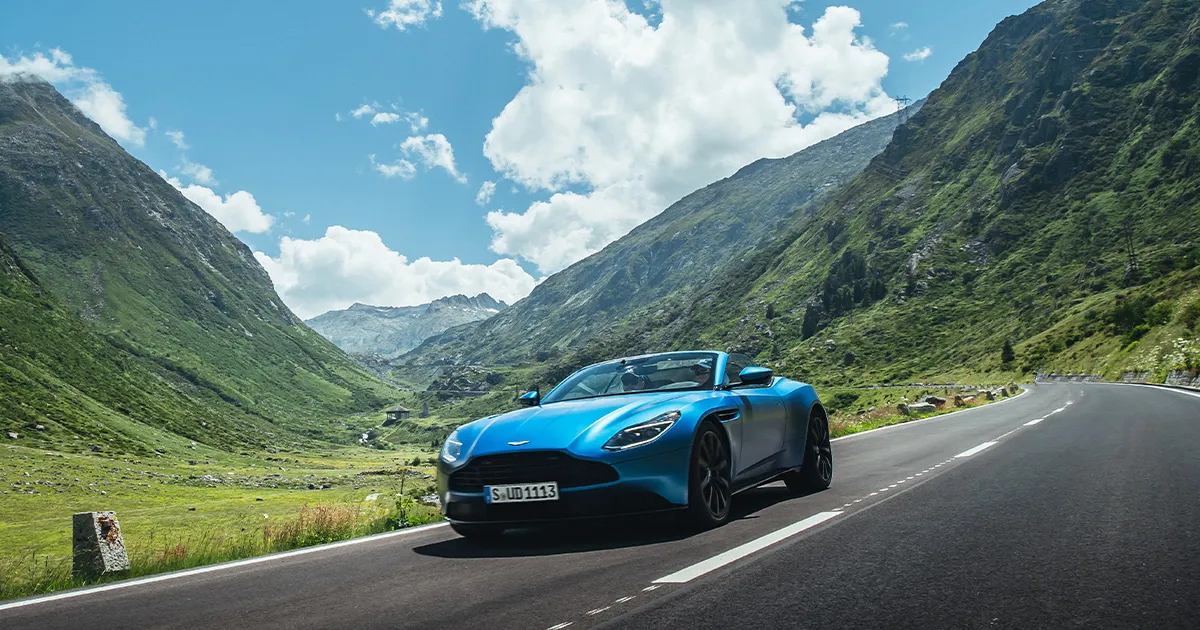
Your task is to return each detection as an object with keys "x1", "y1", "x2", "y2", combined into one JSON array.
[
  {"x1": 620, "y1": 370, "x2": 648, "y2": 392},
  {"x1": 690, "y1": 358, "x2": 714, "y2": 385}
]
